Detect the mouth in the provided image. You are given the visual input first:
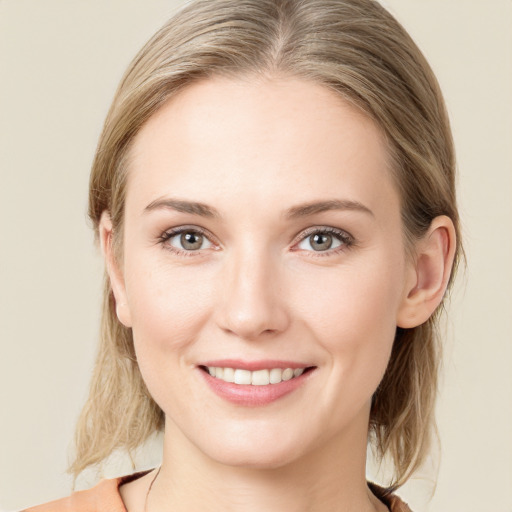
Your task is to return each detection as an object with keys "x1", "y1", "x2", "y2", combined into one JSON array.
[
  {"x1": 199, "y1": 365, "x2": 316, "y2": 385},
  {"x1": 197, "y1": 359, "x2": 317, "y2": 406}
]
